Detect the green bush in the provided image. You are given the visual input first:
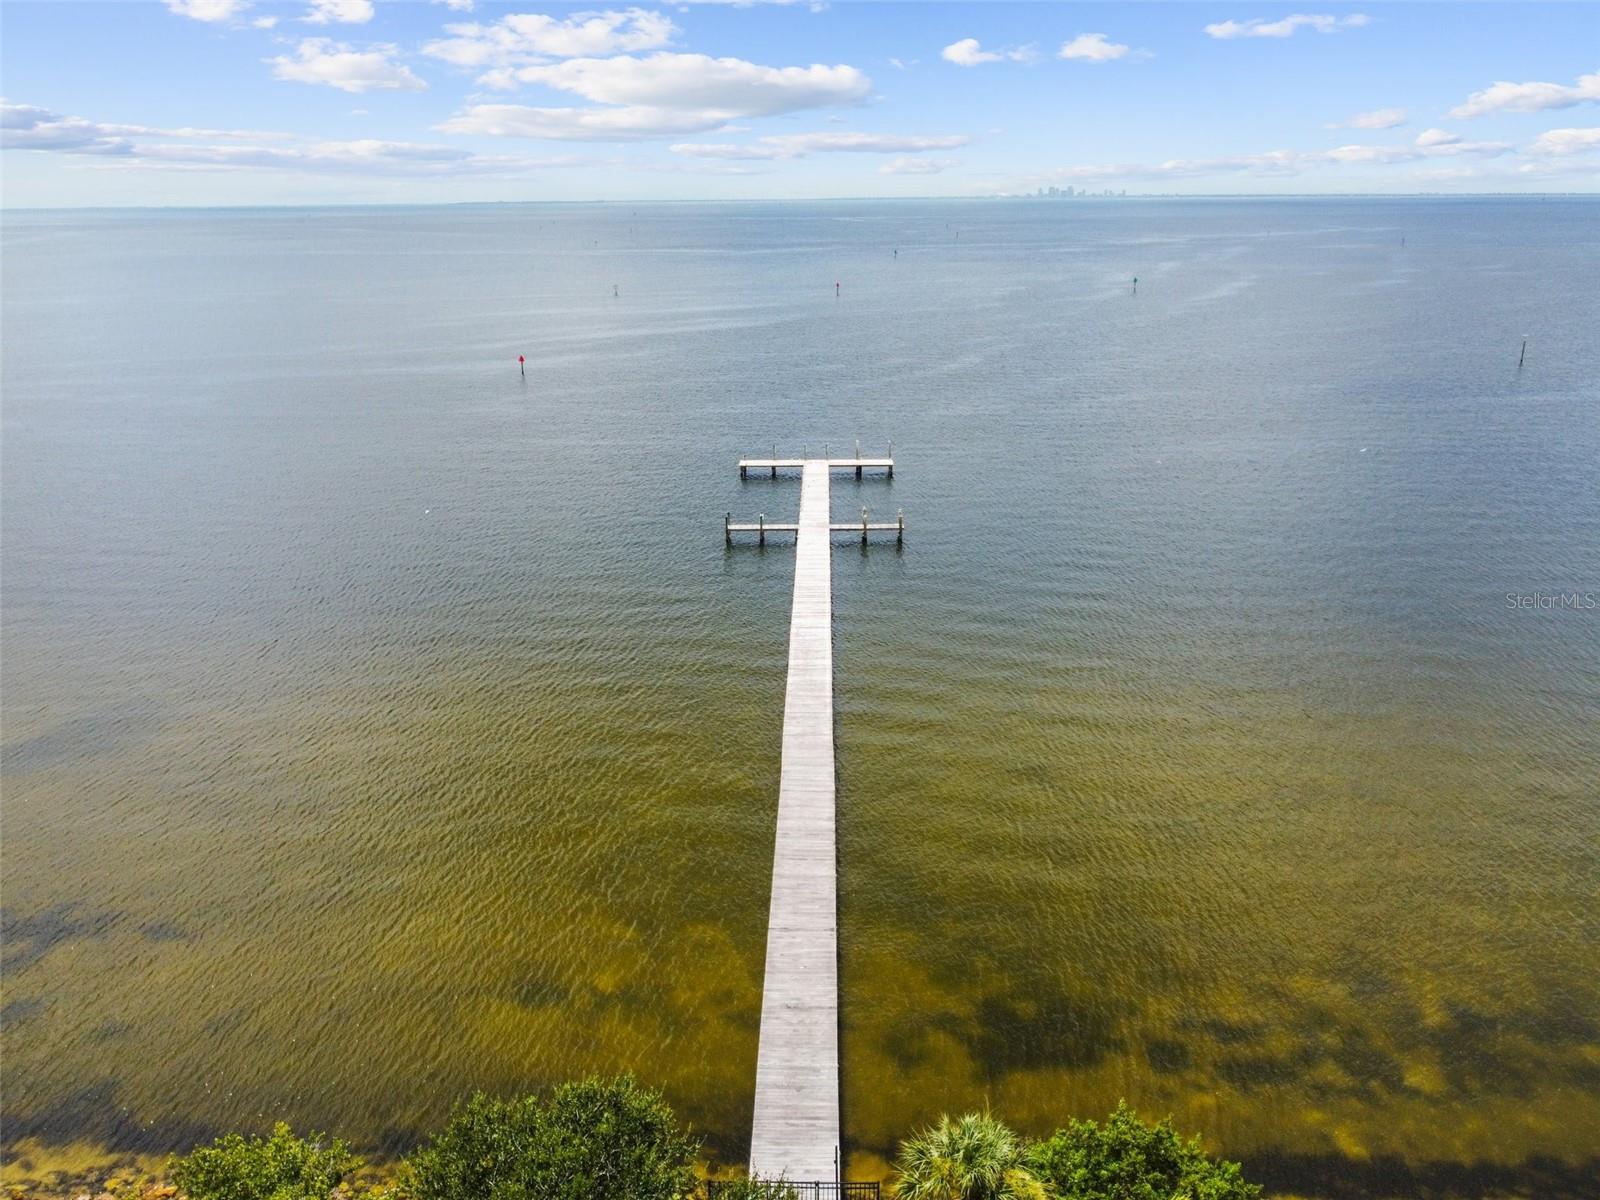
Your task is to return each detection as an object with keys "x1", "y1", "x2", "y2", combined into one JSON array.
[
  {"x1": 705, "y1": 1178, "x2": 800, "y2": 1200},
  {"x1": 1024, "y1": 1103, "x2": 1259, "y2": 1200},
  {"x1": 893, "y1": 1112, "x2": 1046, "y2": 1200},
  {"x1": 172, "y1": 1122, "x2": 359, "y2": 1200},
  {"x1": 405, "y1": 1075, "x2": 698, "y2": 1200}
]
